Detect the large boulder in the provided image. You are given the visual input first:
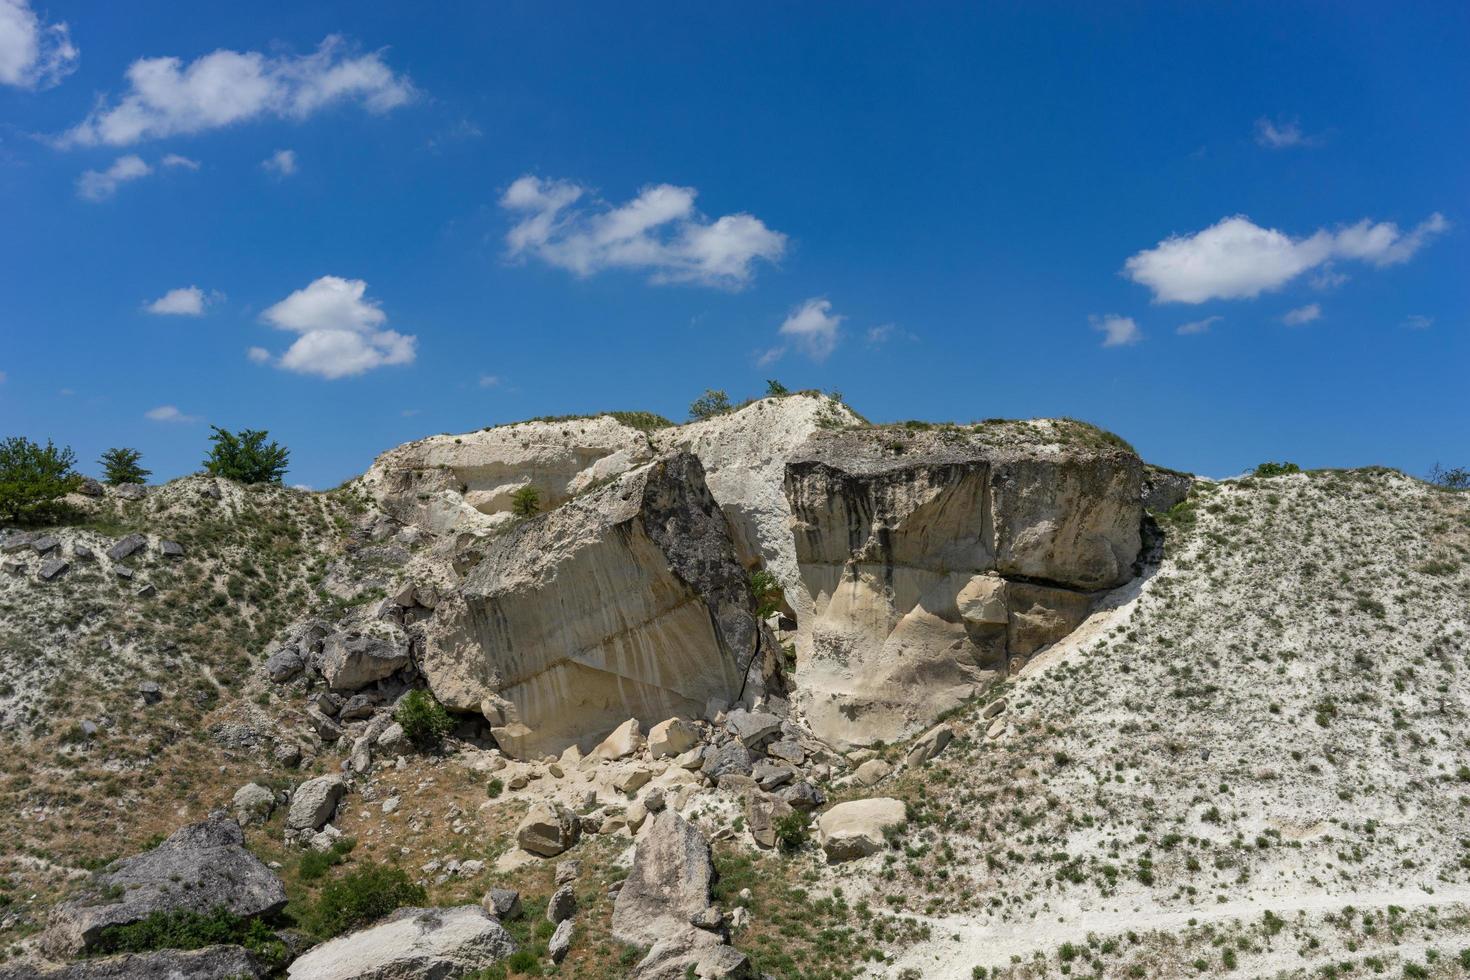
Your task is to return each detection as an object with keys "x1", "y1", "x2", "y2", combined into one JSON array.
[
  {"x1": 515, "y1": 801, "x2": 581, "y2": 858},
  {"x1": 0, "y1": 945, "x2": 264, "y2": 979},
  {"x1": 287, "y1": 775, "x2": 346, "y2": 831},
  {"x1": 360, "y1": 415, "x2": 656, "y2": 536},
  {"x1": 784, "y1": 421, "x2": 1141, "y2": 746},
  {"x1": 423, "y1": 454, "x2": 758, "y2": 758},
  {"x1": 44, "y1": 817, "x2": 286, "y2": 955},
  {"x1": 816, "y1": 797, "x2": 907, "y2": 863},
  {"x1": 285, "y1": 906, "x2": 515, "y2": 980},
  {"x1": 611, "y1": 811, "x2": 715, "y2": 949},
  {"x1": 319, "y1": 627, "x2": 410, "y2": 691}
]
